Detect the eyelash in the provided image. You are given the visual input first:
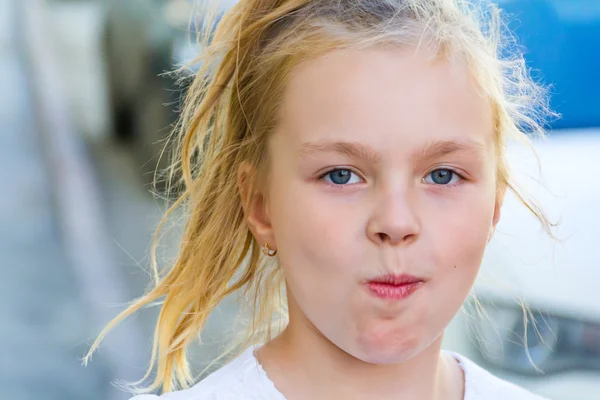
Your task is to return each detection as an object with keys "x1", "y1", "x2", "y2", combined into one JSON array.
[
  {"x1": 423, "y1": 168, "x2": 467, "y2": 189},
  {"x1": 318, "y1": 168, "x2": 363, "y2": 189},
  {"x1": 318, "y1": 167, "x2": 467, "y2": 189}
]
